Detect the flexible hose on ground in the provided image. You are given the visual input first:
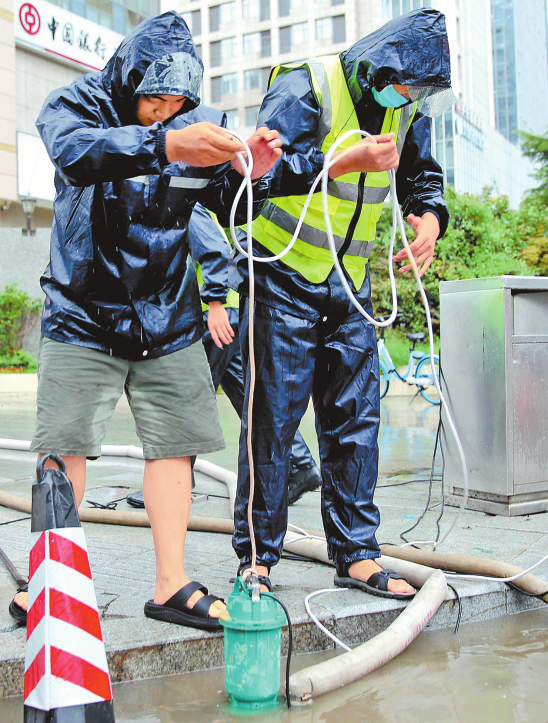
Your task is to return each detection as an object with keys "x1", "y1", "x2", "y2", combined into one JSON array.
[
  {"x1": 283, "y1": 530, "x2": 434, "y2": 588},
  {"x1": 0, "y1": 489, "x2": 235, "y2": 534},
  {"x1": 379, "y1": 544, "x2": 548, "y2": 603},
  {"x1": 0, "y1": 438, "x2": 238, "y2": 519},
  {"x1": 288, "y1": 569, "x2": 448, "y2": 701},
  {"x1": 1, "y1": 467, "x2": 546, "y2": 601}
]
